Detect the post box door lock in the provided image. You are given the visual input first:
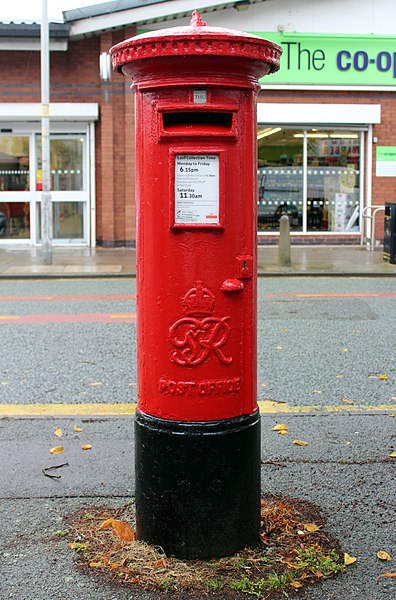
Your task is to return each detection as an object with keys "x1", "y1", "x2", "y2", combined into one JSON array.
[{"x1": 236, "y1": 255, "x2": 253, "y2": 279}]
